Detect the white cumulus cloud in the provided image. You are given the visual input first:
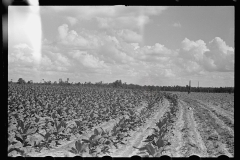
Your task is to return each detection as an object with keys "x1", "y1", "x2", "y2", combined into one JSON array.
[
  {"x1": 177, "y1": 37, "x2": 234, "y2": 73},
  {"x1": 58, "y1": 24, "x2": 89, "y2": 47},
  {"x1": 66, "y1": 16, "x2": 78, "y2": 26},
  {"x1": 69, "y1": 50, "x2": 107, "y2": 69},
  {"x1": 117, "y1": 29, "x2": 143, "y2": 43}
]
